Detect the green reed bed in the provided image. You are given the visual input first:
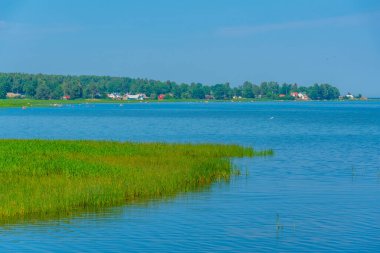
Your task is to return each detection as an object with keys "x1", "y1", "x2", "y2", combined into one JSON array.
[
  {"x1": 0, "y1": 139, "x2": 272, "y2": 221},
  {"x1": 0, "y1": 98, "x2": 208, "y2": 108},
  {"x1": 0, "y1": 99, "x2": 72, "y2": 108},
  {"x1": 0, "y1": 99, "x2": 140, "y2": 108}
]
